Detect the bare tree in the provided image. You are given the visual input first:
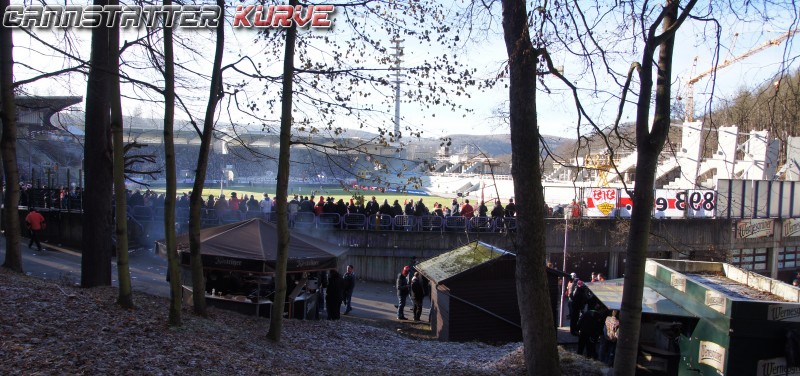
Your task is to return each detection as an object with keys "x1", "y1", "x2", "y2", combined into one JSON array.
[
  {"x1": 614, "y1": 2, "x2": 697, "y2": 373},
  {"x1": 0, "y1": 0, "x2": 22, "y2": 273},
  {"x1": 82, "y1": 0, "x2": 114, "y2": 288},
  {"x1": 161, "y1": 0, "x2": 182, "y2": 326},
  {"x1": 500, "y1": 1, "x2": 561, "y2": 374},
  {"x1": 109, "y1": 0, "x2": 133, "y2": 309},
  {"x1": 266, "y1": 0, "x2": 301, "y2": 342},
  {"x1": 187, "y1": 0, "x2": 226, "y2": 317}
]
